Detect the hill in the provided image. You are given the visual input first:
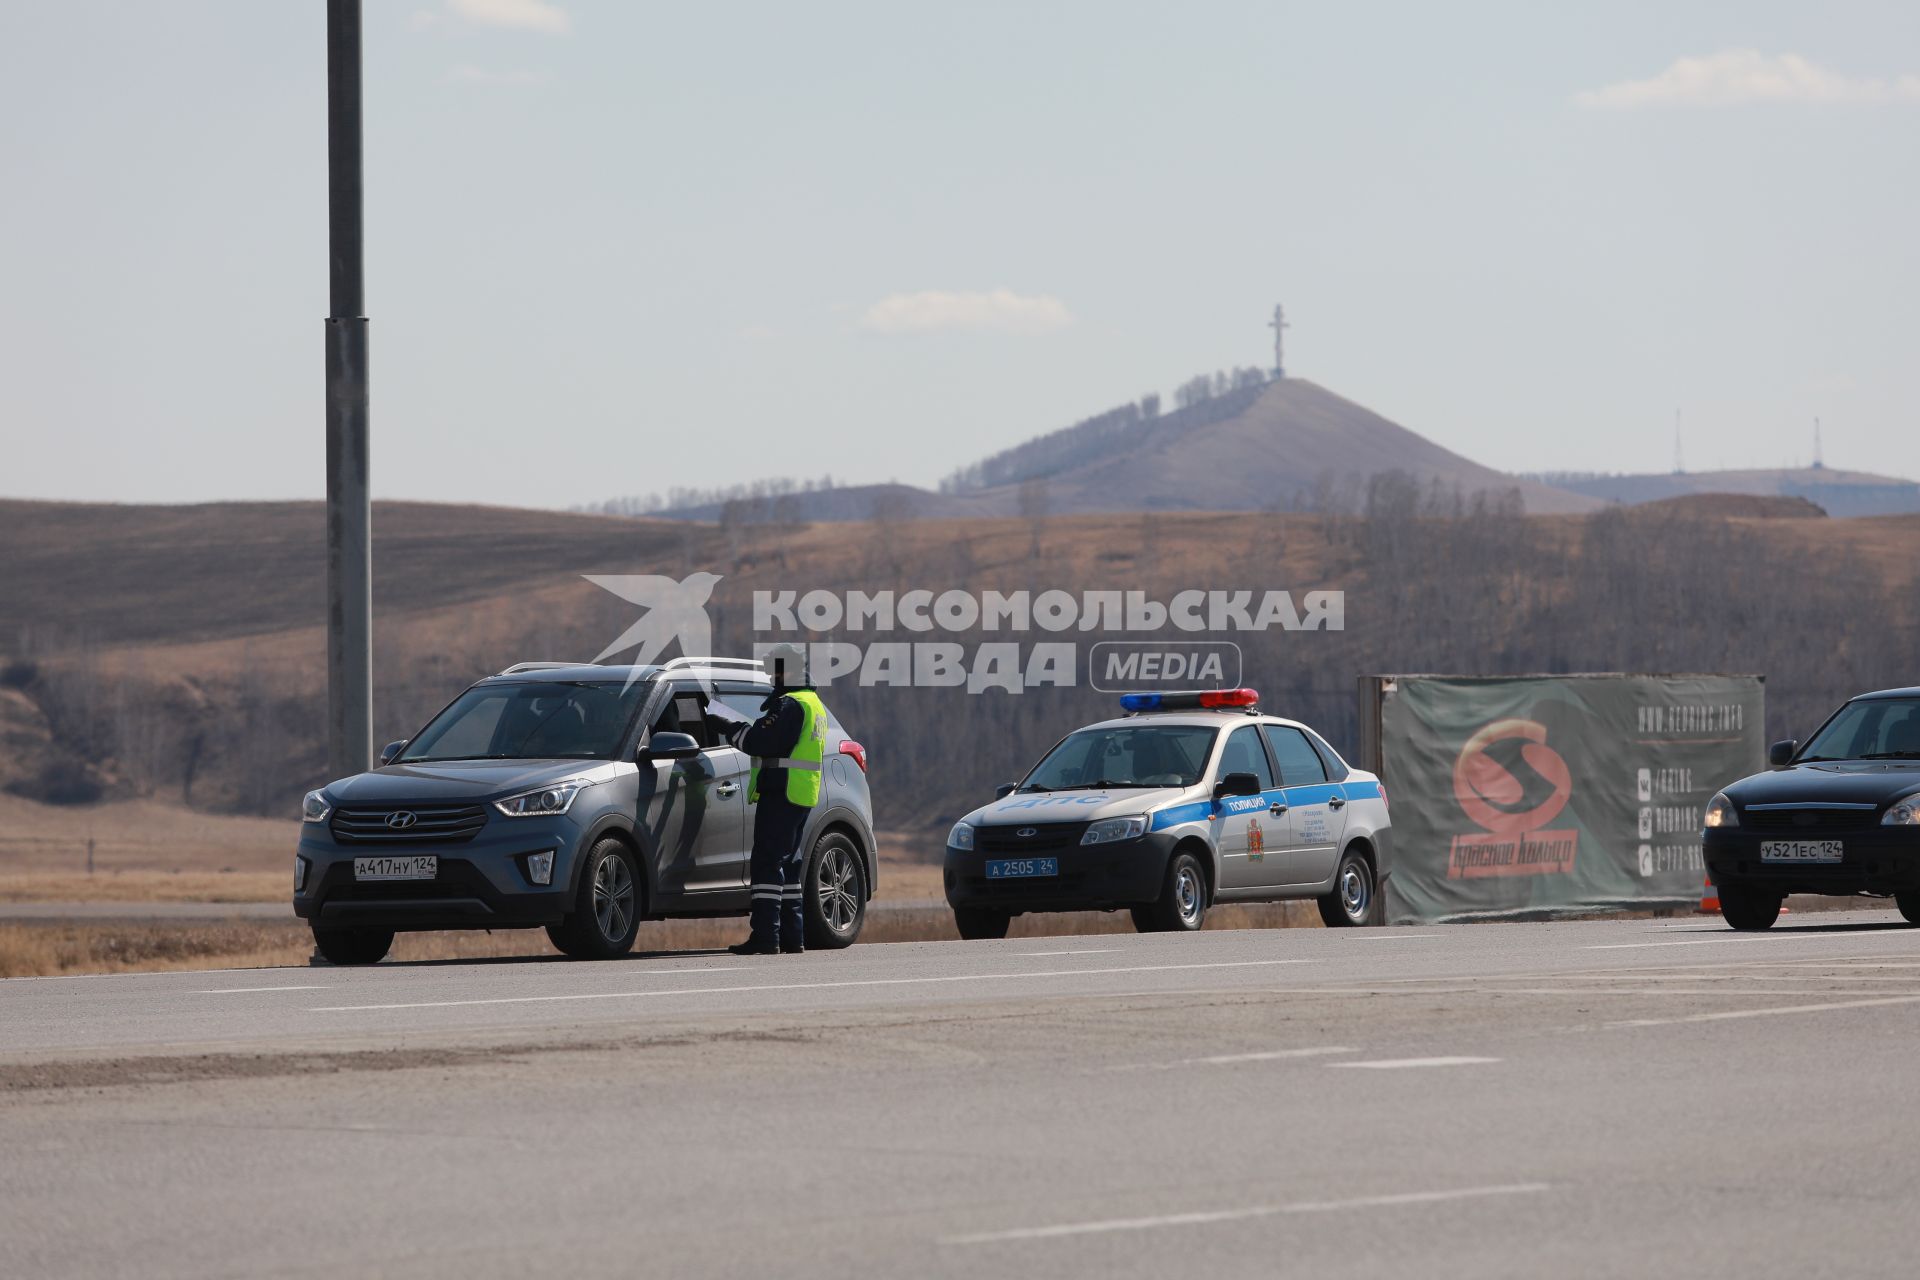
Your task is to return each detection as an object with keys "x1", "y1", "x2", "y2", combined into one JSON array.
[
  {"x1": 614, "y1": 376, "x2": 1600, "y2": 523},
  {"x1": 1545, "y1": 467, "x2": 1920, "y2": 518}
]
